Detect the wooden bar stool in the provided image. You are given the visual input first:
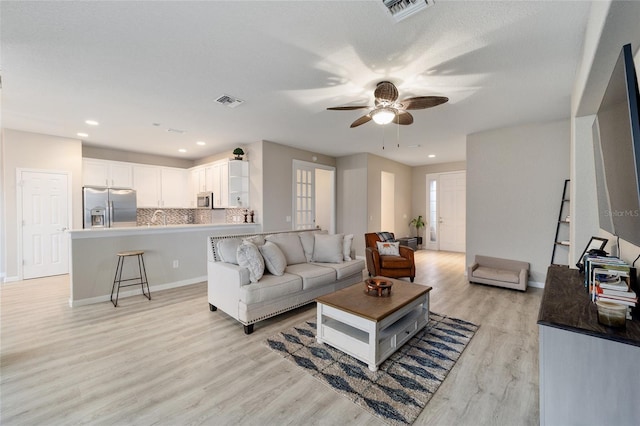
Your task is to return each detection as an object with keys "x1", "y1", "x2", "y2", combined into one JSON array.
[{"x1": 111, "y1": 250, "x2": 151, "y2": 307}]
